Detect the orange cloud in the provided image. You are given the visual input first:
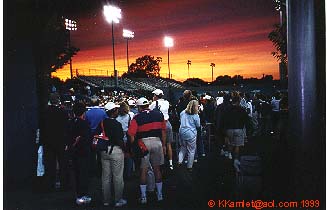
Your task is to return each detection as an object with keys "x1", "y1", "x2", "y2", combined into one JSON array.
[{"x1": 52, "y1": 0, "x2": 280, "y2": 81}]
